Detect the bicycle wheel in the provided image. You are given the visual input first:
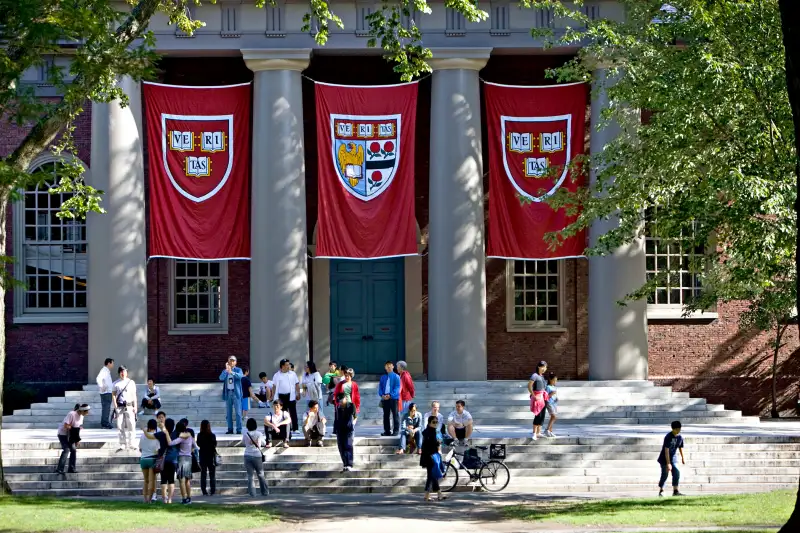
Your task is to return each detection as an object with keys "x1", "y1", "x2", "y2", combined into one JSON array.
[
  {"x1": 479, "y1": 460, "x2": 510, "y2": 492},
  {"x1": 439, "y1": 462, "x2": 459, "y2": 492}
]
